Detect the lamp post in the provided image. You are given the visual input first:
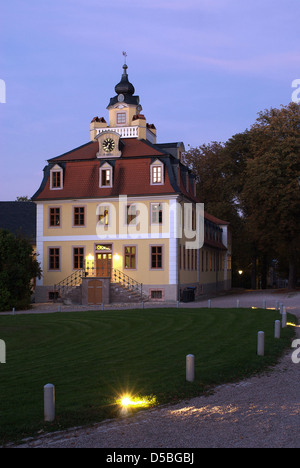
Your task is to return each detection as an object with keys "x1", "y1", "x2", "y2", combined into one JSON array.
[{"x1": 238, "y1": 270, "x2": 243, "y2": 288}]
